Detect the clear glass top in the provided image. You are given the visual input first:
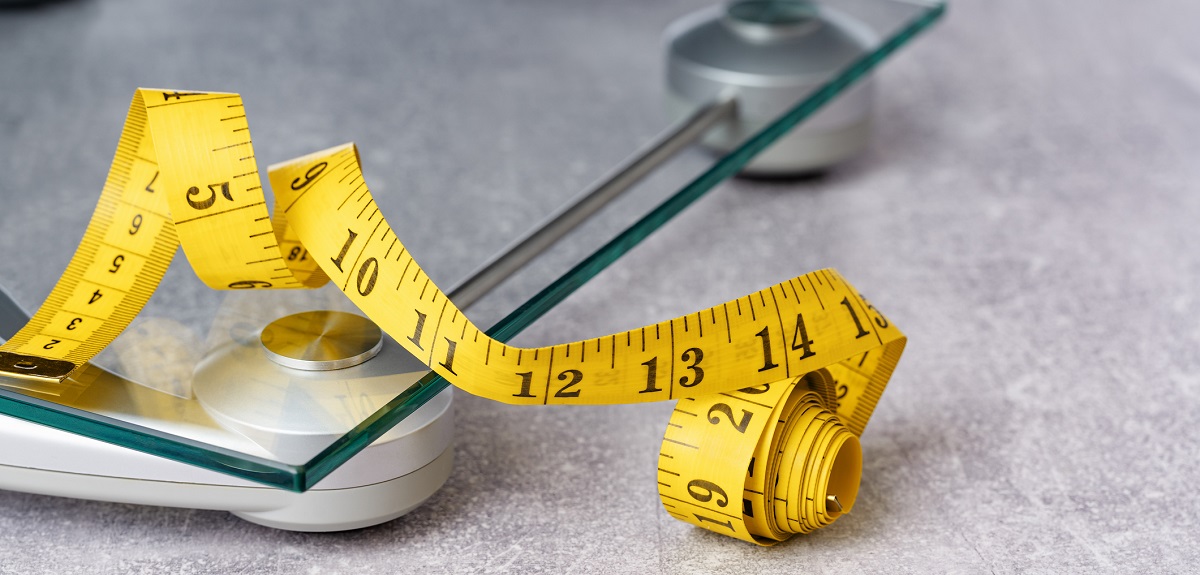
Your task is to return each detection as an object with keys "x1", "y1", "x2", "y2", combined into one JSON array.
[{"x1": 0, "y1": 0, "x2": 943, "y2": 491}]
